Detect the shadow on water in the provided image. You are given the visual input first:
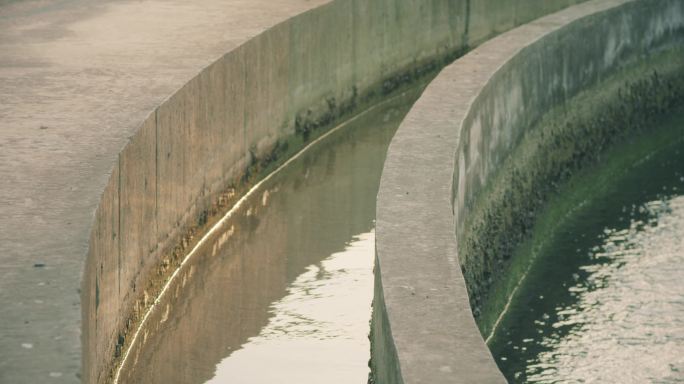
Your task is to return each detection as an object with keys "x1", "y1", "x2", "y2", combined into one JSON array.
[
  {"x1": 490, "y1": 111, "x2": 684, "y2": 383},
  {"x1": 122, "y1": 89, "x2": 422, "y2": 384}
]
